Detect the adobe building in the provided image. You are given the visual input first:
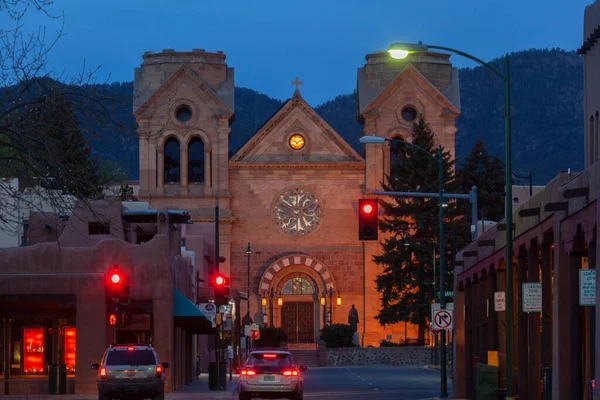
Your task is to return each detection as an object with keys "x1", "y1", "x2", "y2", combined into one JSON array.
[
  {"x1": 452, "y1": 1, "x2": 600, "y2": 399},
  {"x1": 132, "y1": 47, "x2": 460, "y2": 347},
  {"x1": 0, "y1": 200, "x2": 214, "y2": 395}
]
